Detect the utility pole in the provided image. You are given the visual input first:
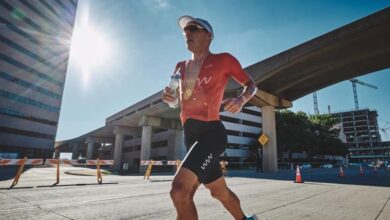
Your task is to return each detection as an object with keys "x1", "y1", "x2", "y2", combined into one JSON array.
[{"x1": 349, "y1": 79, "x2": 378, "y2": 110}]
